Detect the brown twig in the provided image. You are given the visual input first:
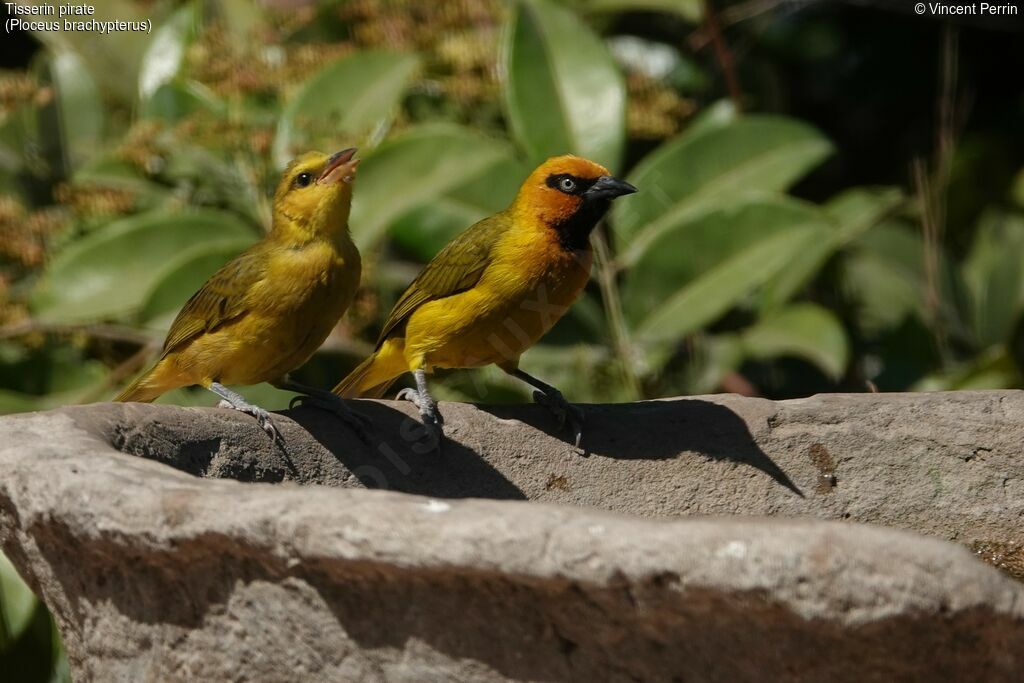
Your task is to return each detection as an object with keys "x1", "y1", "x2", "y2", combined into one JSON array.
[
  {"x1": 0, "y1": 319, "x2": 154, "y2": 346},
  {"x1": 699, "y1": 0, "x2": 745, "y2": 111},
  {"x1": 689, "y1": 0, "x2": 785, "y2": 51},
  {"x1": 913, "y1": 25, "x2": 962, "y2": 363}
]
